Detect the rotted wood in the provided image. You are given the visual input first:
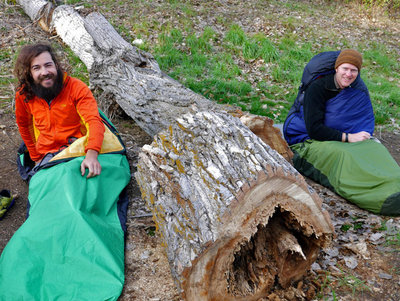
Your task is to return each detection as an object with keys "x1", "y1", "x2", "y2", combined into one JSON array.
[
  {"x1": 16, "y1": 0, "x2": 292, "y2": 161},
  {"x1": 135, "y1": 111, "x2": 333, "y2": 300},
  {"x1": 238, "y1": 112, "x2": 293, "y2": 162}
]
